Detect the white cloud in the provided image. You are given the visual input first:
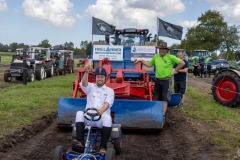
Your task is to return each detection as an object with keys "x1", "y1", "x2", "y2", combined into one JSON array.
[
  {"x1": 76, "y1": 13, "x2": 84, "y2": 20},
  {"x1": 180, "y1": 20, "x2": 199, "y2": 28},
  {"x1": 0, "y1": 0, "x2": 7, "y2": 12},
  {"x1": 22, "y1": 0, "x2": 75, "y2": 27},
  {"x1": 85, "y1": 0, "x2": 185, "y2": 29},
  {"x1": 206, "y1": 0, "x2": 240, "y2": 23}
]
